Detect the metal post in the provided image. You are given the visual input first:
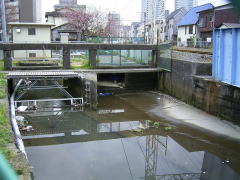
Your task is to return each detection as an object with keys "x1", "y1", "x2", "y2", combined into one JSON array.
[
  {"x1": 120, "y1": 50, "x2": 122, "y2": 66},
  {"x1": 4, "y1": 50, "x2": 12, "y2": 70},
  {"x1": 1, "y1": 0, "x2": 8, "y2": 43},
  {"x1": 63, "y1": 48, "x2": 70, "y2": 69},
  {"x1": 89, "y1": 49, "x2": 97, "y2": 68},
  {"x1": 152, "y1": 50, "x2": 158, "y2": 67},
  {"x1": 111, "y1": 50, "x2": 113, "y2": 65}
]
